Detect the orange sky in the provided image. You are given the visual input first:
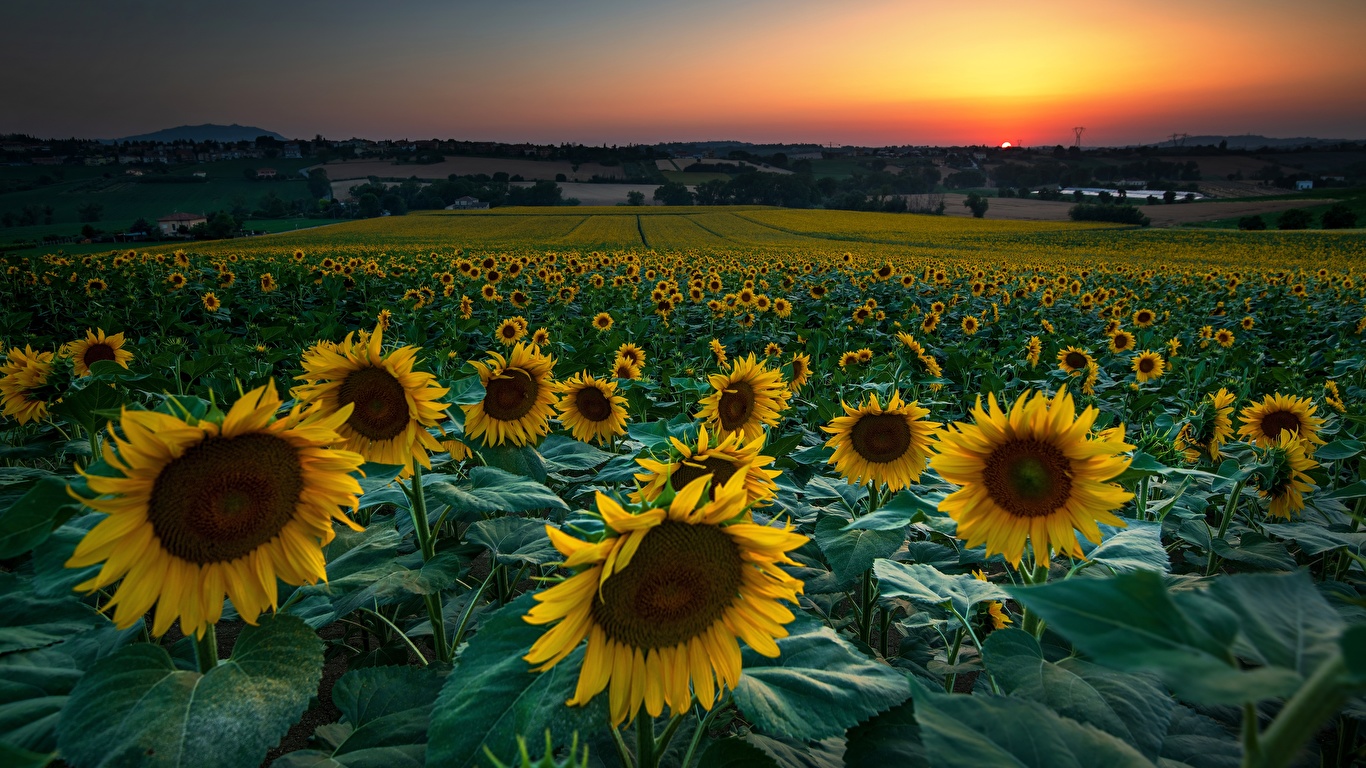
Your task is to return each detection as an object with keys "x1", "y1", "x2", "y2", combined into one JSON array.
[{"x1": 6, "y1": 0, "x2": 1365, "y2": 144}]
